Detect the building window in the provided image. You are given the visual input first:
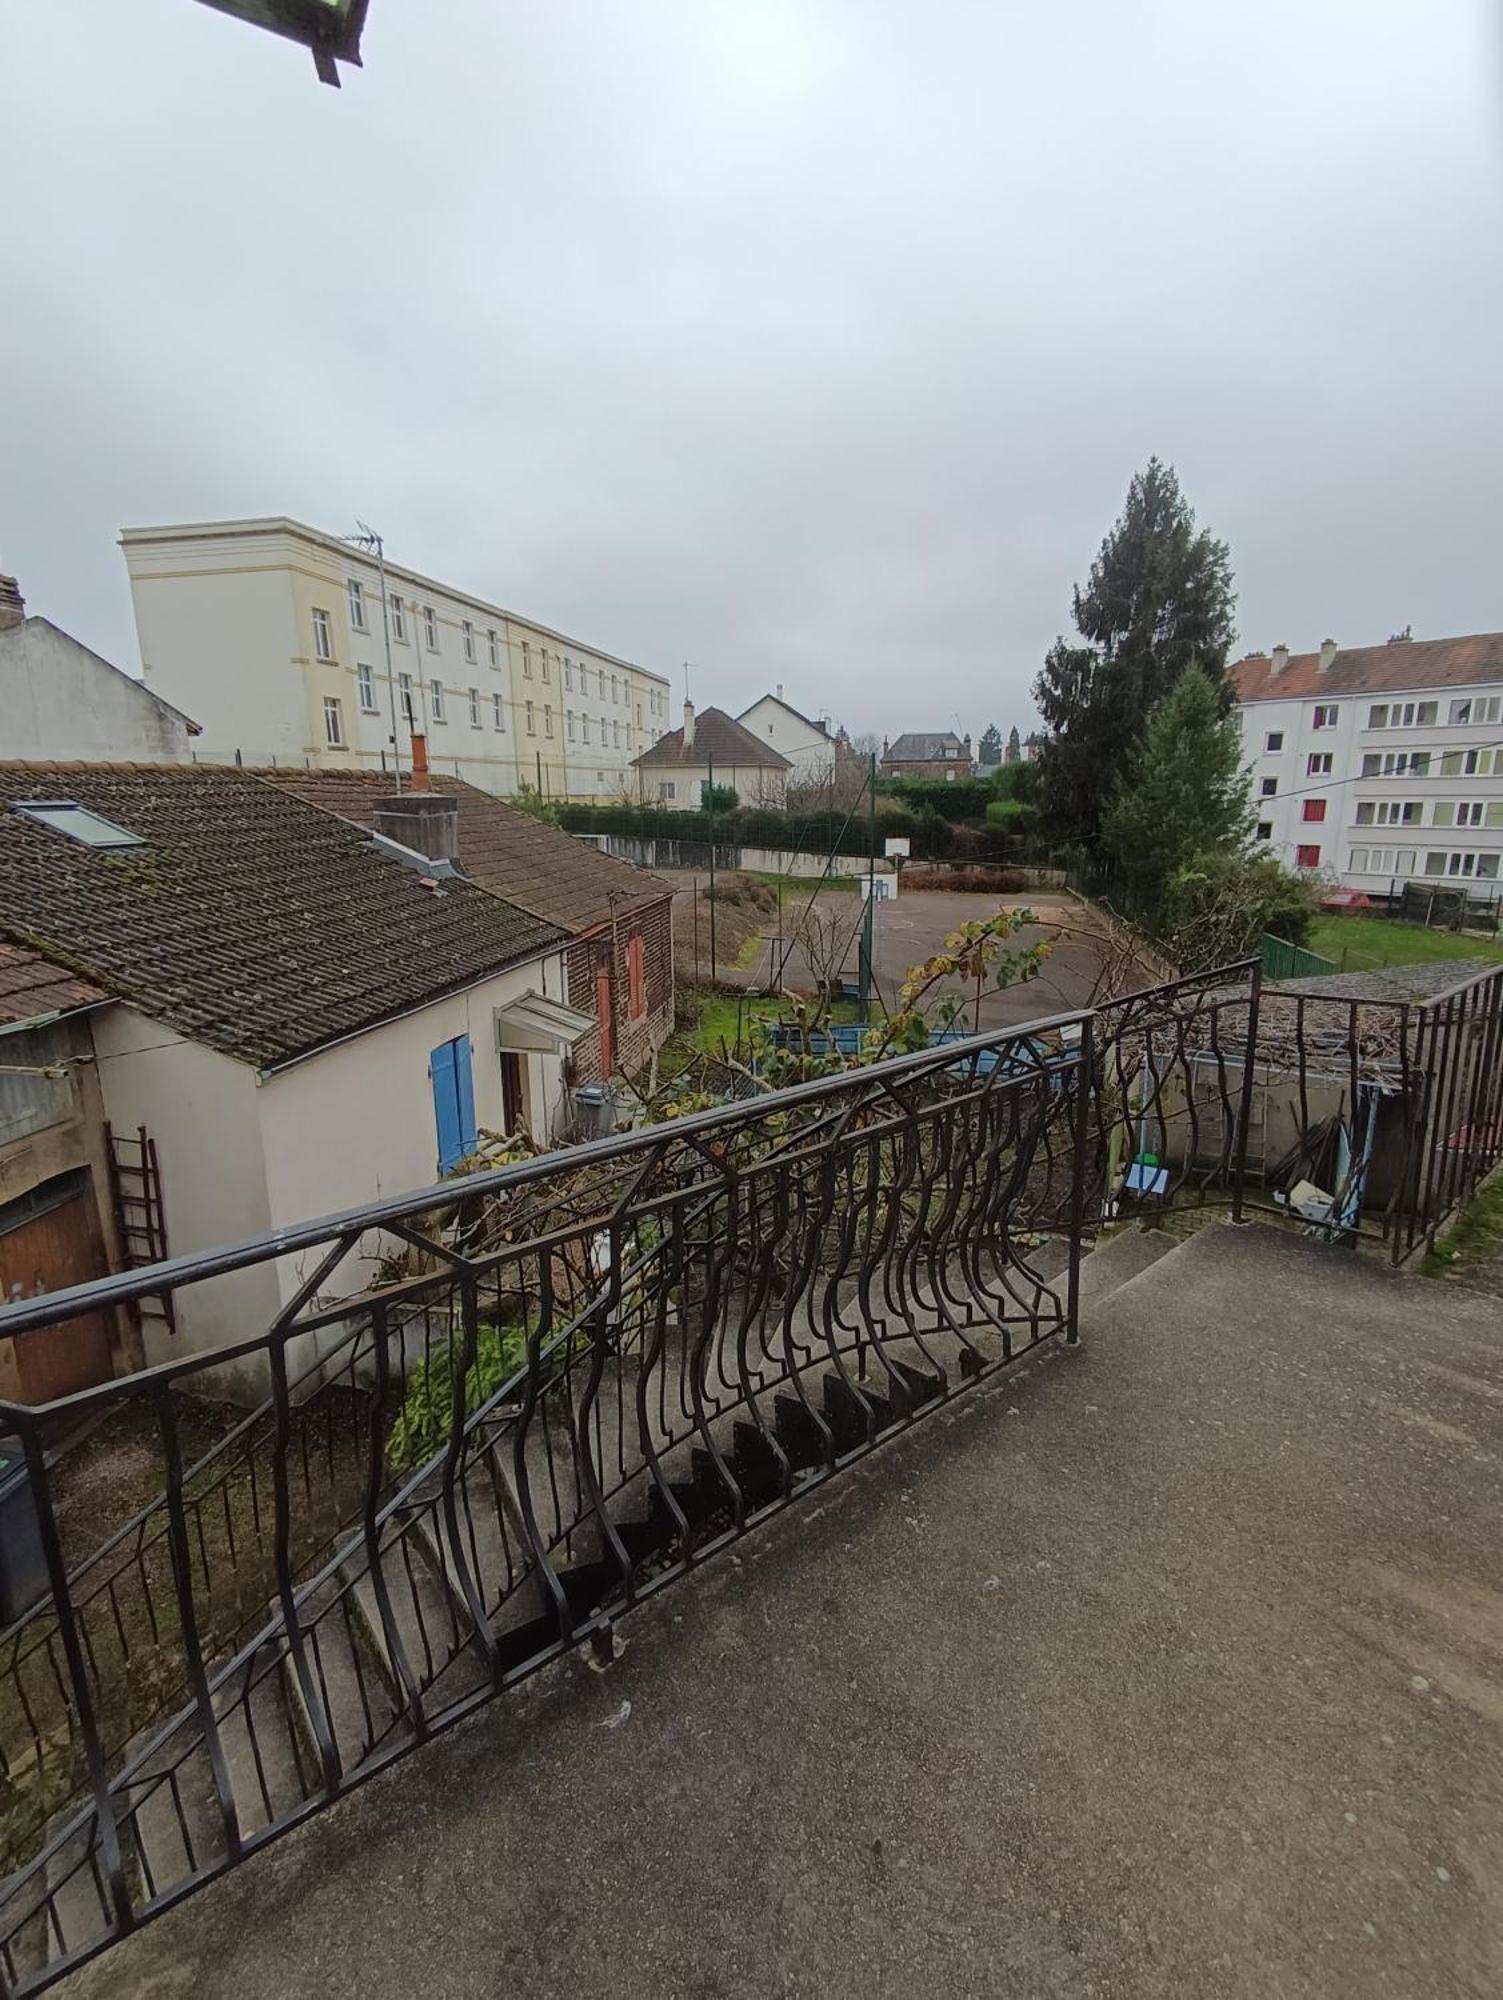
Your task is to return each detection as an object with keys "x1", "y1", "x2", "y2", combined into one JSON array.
[
  {"x1": 420, "y1": 605, "x2": 438, "y2": 652},
  {"x1": 582, "y1": 714, "x2": 591, "y2": 745},
  {"x1": 613, "y1": 720, "x2": 622, "y2": 749},
  {"x1": 1312, "y1": 703, "x2": 1339, "y2": 729},
  {"x1": 628, "y1": 934, "x2": 646, "y2": 1019},
  {"x1": 468, "y1": 687, "x2": 481, "y2": 727},
  {"x1": 493, "y1": 692, "x2": 505, "y2": 730},
  {"x1": 1302, "y1": 799, "x2": 1327, "y2": 823},
  {"x1": 488, "y1": 628, "x2": 500, "y2": 670},
  {"x1": 1424, "y1": 850, "x2": 1500, "y2": 880},
  {"x1": 659, "y1": 781, "x2": 676, "y2": 800},
  {"x1": 1357, "y1": 800, "x2": 1421, "y2": 827},
  {"x1": 1255, "y1": 820, "x2": 1272, "y2": 842},
  {"x1": 1432, "y1": 800, "x2": 1488, "y2": 830},
  {"x1": 1295, "y1": 844, "x2": 1321, "y2": 870},
  {"x1": 357, "y1": 662, "x2": 377, "y2": 712},
  {"x1": 462, "y1": 620, "x2": 475, "y2": 662},
  {"x1": 1307, "y1": 753, "x2": 1333, "y2": 776},
  {"x1": 541, "y1": 651, "x2": 551, "y2": 684},
  {"x1": 1439, "y1": 748, "x2": 1492, "y2": 778},
  {"x1": 1259, "y1": 777, "x2": 1277, "y2": 798},
  {"x1": 323, "y1": 696, "x2": 344, "y2": 746},
  {"x1": 1369, "y1": 699, "x2": 1438, "y2": 730},
  {"x1": 526, "y1": 700, "x2": 535, "y2": 735},
  {"x1": 312, "y1": 607, "x2": 334, "y2": 661},
  {"x1": 347, "y1": 578, "x2": 367, "y2": 631},
  {"x1": 564, "y1": 659, "x2": 573, "y2": 692},
  {"x1": 522, "y1": 642, "x2": 532, "y2": 679},
  {"x1": 430, "y1": 679, "x2": 446, "y2": 723},
  {"x1": 1450, "y1": 695, "x2": 1502, "y2": 726},
  {"x1": 1264, "y1": 731, "x2": 1284, "y2": 753},
  {"x1": 390, "y1": 594, "x2": 407, "y2": 643},
  {"x1": 399, "y1": 672, "x2": 415, "y2": 722},
  {"x1": 1361, "y1": 751, "x2": 1431, "y2": 778},
  {"x1": 544, "y1": 704, "x2": 554, "y2": 738},
  {"x1": 1350, "y1": 847, "x2": 1417, "y2": 877},
  {"x1": 567, "y1": 710, "x2": 576, "y2": 741}
]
